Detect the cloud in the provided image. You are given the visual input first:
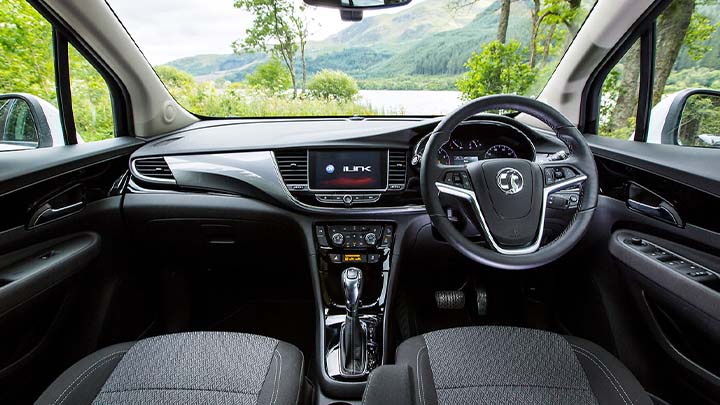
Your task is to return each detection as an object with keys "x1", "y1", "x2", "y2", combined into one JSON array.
[{"x1": 107, "y1": 0, "x2": 424, "y2": 64}]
